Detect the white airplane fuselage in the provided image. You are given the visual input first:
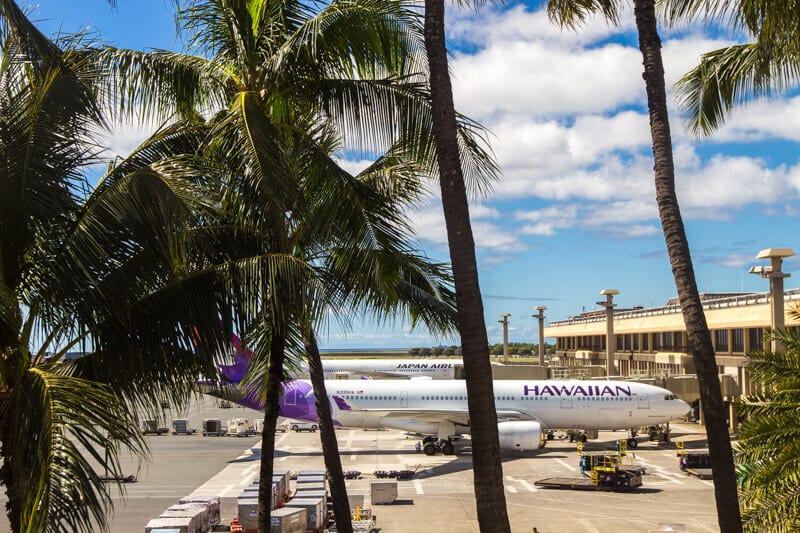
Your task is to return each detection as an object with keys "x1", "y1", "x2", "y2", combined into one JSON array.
[{"x1": 278, "y1": 379, "x2": 689, "y2": 438}]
